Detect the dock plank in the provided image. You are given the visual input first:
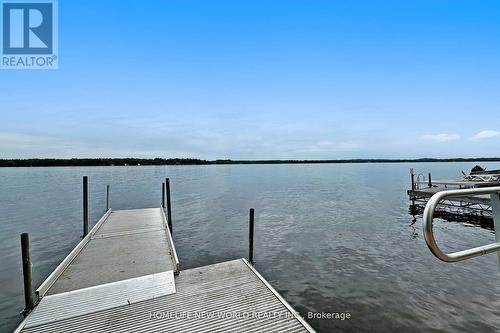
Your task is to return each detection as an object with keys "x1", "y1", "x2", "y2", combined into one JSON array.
[
  {"x1": 46, "y1": 208, "x2": 175, "y2": 295},
  {"x1": 408, "y1": 188, "x2": 491, "y2": 205},
  {"x1": 96, "y1": 208, "x2": 164, "y2": 235},
  {"x1": 22, "y1": 259, "x2": 314, "y2": 333}
]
